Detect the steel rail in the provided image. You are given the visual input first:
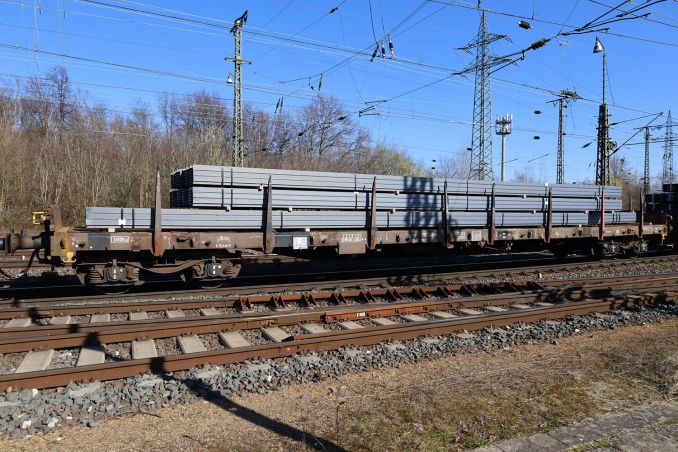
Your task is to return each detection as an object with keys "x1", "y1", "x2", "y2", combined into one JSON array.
[
  {"x1": 0, "y1": 281, "x2": 540, "y2": 319},
  {"x1": 0, "y1": 283, "x2": 541, "y2": 319},
  {"x1": 0, "y1": 271, "x2": 677, "y2": 320},
  {"x1": 1, "y1": 254, "x2": 676, "y2": 309},
  {"x1": 0, "y1": 292, "x2": 543, "y2": 352},
  {"x1": 0, "y1": 293, "x2": 671, "y2": 391},
  {"x1": 0, "y1": 255, "x2": 678, "y2": 306},
  {"x1": 0, "y1": 277, "x2": 675, "y2": 353}
]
